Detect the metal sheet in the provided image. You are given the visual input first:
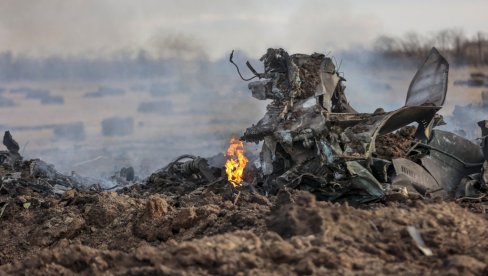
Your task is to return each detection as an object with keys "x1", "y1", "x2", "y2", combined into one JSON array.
[
  {"x1": 391, "y1": 158, "x2": 443, "y2": 196},
  {"x1": 419, "y1": 130, "x2": 484, "y2": 193},
  {"x1": 405, "y1": 47, "x2": 448, "y2": 107},
  {"x1": 345, "y1": 161, "x2": 385, "y2": 203},
  {"x1": 428, "y1": 130, "x2": 484, "y2": 164},
  {"x1": 378, "y1": 106, "x2": 440, "y2": 135},
  {"x1": 420, "y1": 155, "x2": 478, "y2": 194}
]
